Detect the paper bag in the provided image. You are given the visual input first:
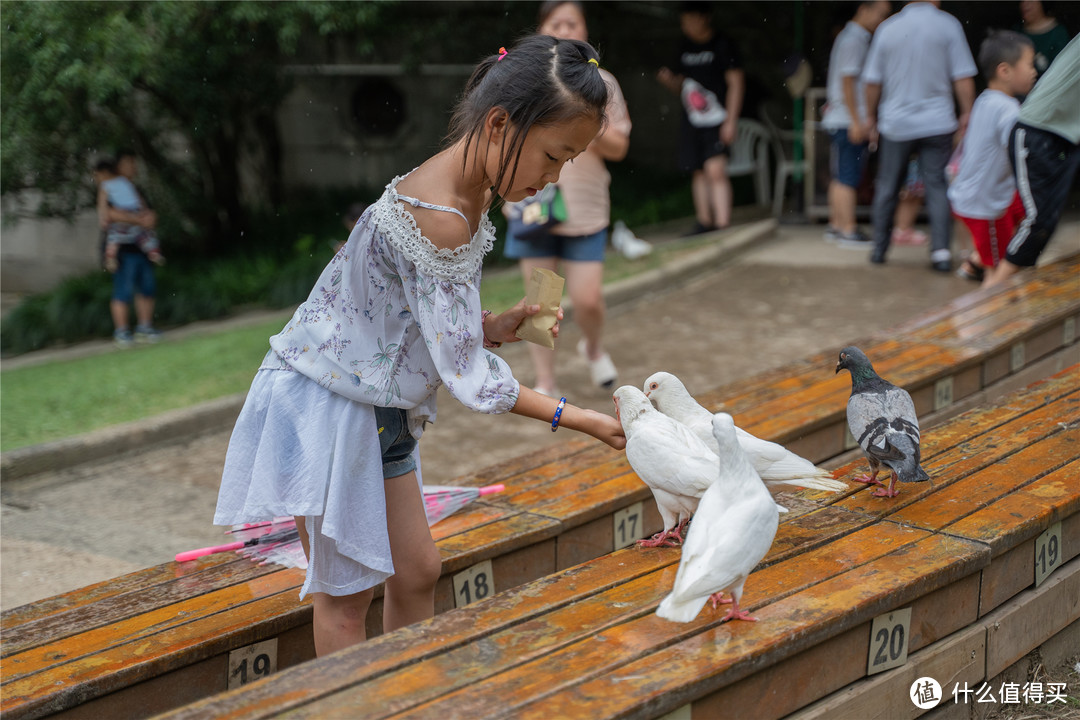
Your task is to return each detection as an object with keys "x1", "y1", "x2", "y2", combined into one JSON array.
[{"x1": 514, "y1": 268, "x2": 564, "y2": 349}]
